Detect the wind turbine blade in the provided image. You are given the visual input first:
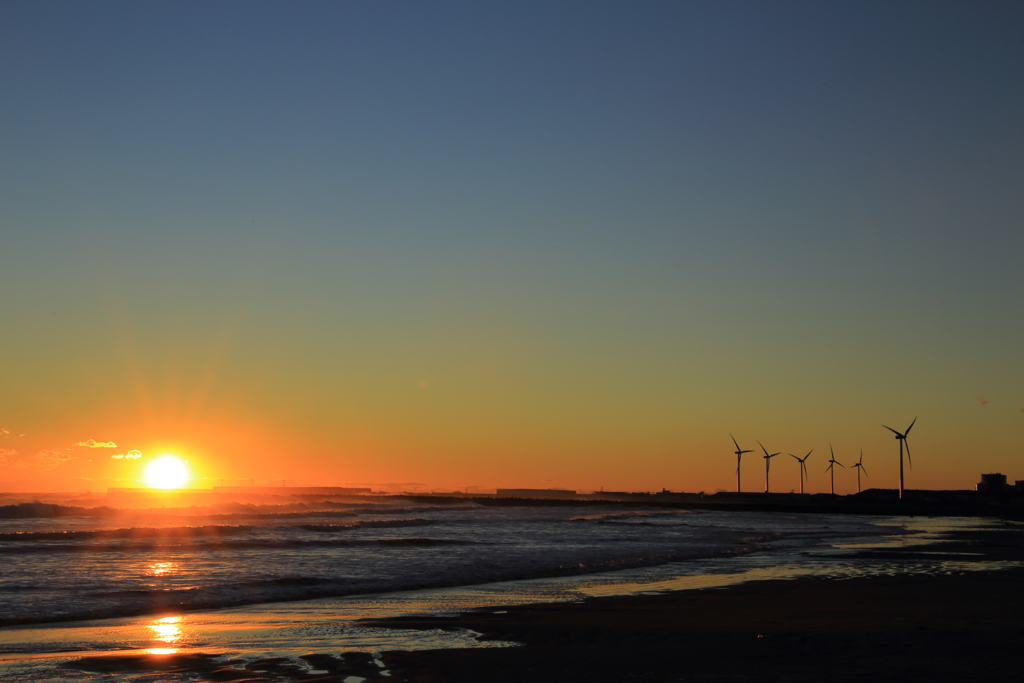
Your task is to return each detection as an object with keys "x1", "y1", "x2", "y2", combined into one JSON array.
[
  {"x1": 905, "y1": 440, "x2": 913, "y2": 470},
  {"x1": 882, "y1": 425, "x2": 902, "y2": 437},
  {"x1": 741, "y1": 449, "x2": 754, "y2": 454},
  {"x1": 758, "y1": 441, "x2": 769, "y2": 457},
  {"x1": 904, "y1": 417, "x2": 917, "y2": 436},
  {"x1": 805, "y1": 449, "x2": 813, "y2": 459},
  {"x1": 858, "y1": 449, "x2": 863, "y2": 465},
  {"x1": 829, "y1": 443, "x2": 835, "y2": 459},
  {"x1": 836, "y1": 461, "x2": 845, "y2": 468},
  {"x1": 790, "y1": 454, "x2": 801, "y2": 462},
  {"x1": 731, "y1": 434, "x2": 741, "y2": 452},
  {"x1": 862, "y1": 465, "x2": 869, "y2": 478}
]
